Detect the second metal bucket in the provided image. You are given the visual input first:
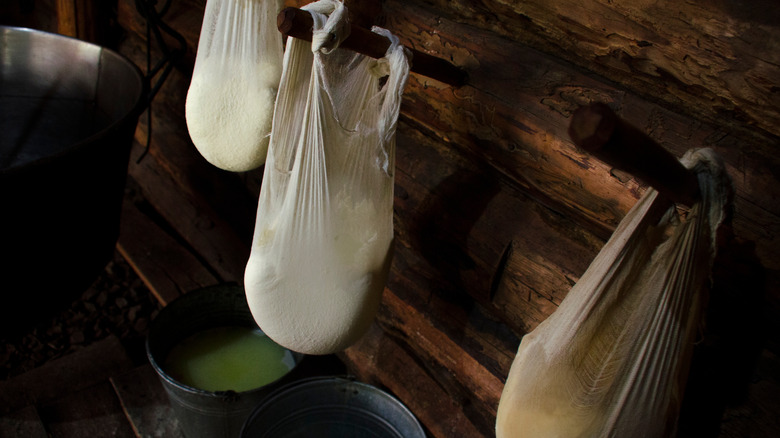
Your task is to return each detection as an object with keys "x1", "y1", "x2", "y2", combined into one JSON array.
[
  {"x1": 146, "y1": 284, "x2": 304, "y2": 438},
  {"x1": 241, "y1": 376, "x2": 426, "y2": 438}
]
